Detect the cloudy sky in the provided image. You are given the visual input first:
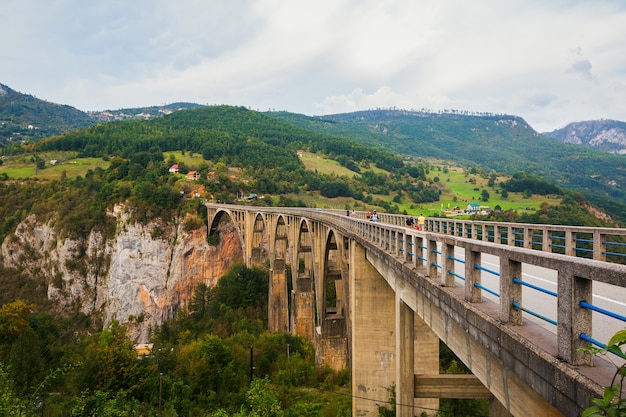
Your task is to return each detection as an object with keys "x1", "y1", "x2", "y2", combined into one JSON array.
[{"x1": 2, "y1": 0, "x2": 625, "y2": 132}]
